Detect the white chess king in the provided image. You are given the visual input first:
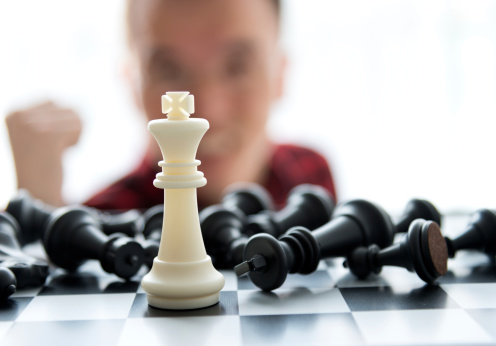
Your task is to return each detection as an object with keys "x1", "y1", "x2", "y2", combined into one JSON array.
[{"x1": 141, "y1": 91, "x2": 225, "y2": 310}]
